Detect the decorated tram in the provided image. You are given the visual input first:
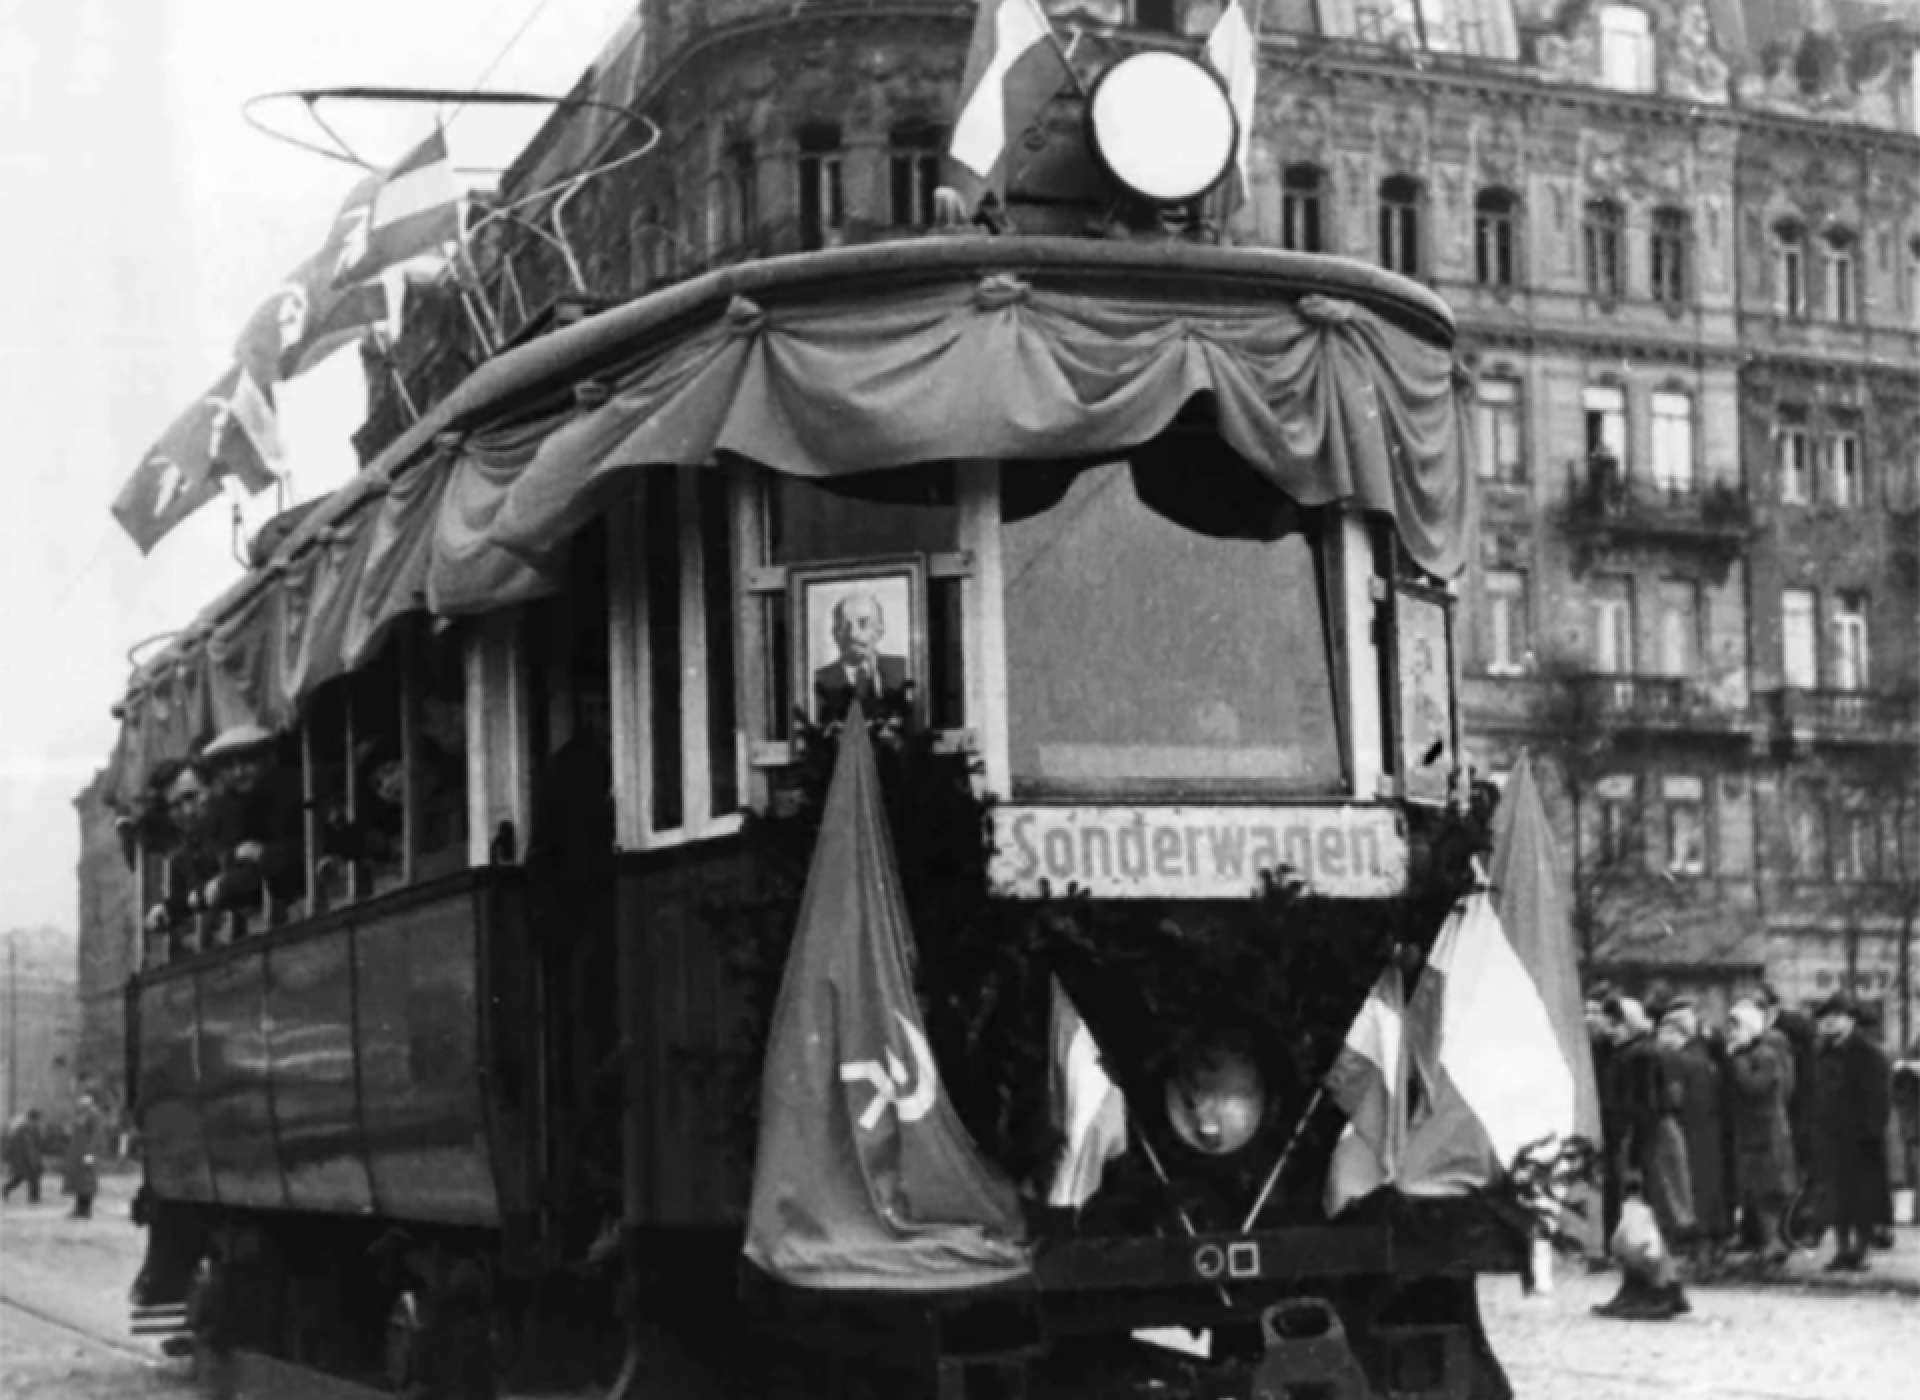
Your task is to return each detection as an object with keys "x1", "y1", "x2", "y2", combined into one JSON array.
[{"x1": 102, "y1": 42, "x2": 1585, "y2": 1400}]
